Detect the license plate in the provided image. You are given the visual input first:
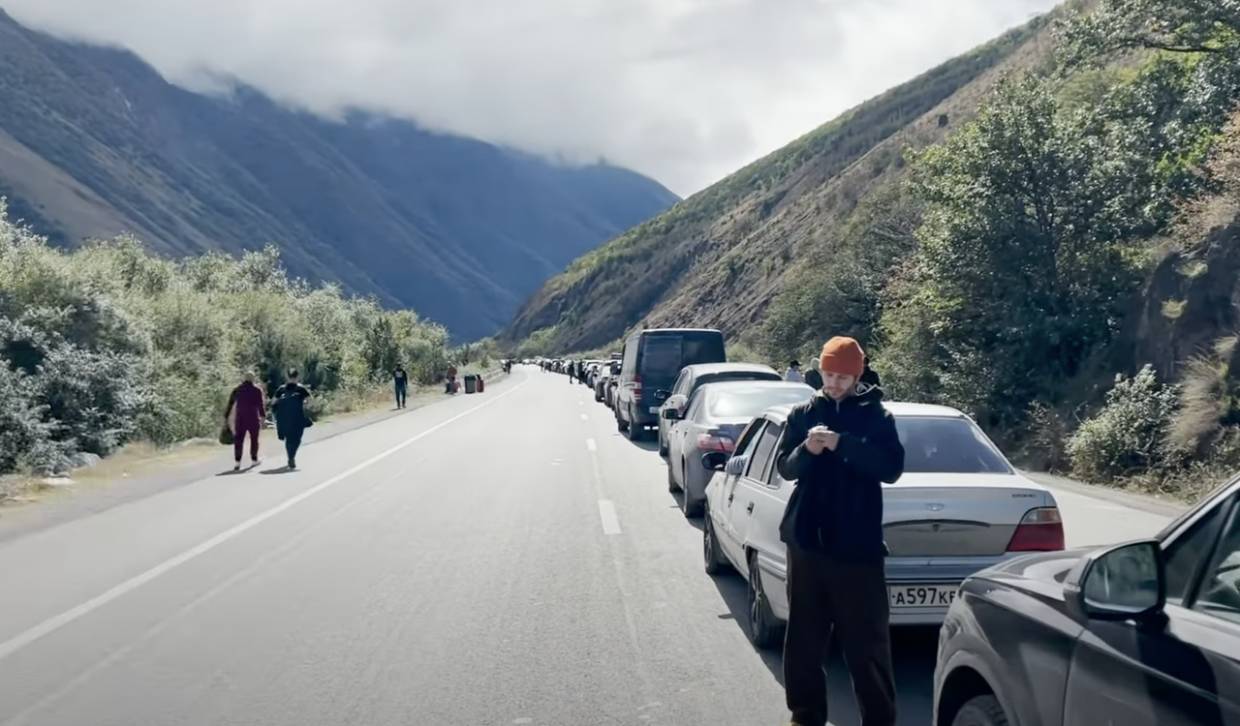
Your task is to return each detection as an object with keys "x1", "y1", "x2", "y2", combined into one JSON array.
[
  {"x1": 649, "y1": 406, "x2": 661, "y2": 414},
  {"x1": 888, "y1": 584, "x2": 958, "y2": 609}
]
